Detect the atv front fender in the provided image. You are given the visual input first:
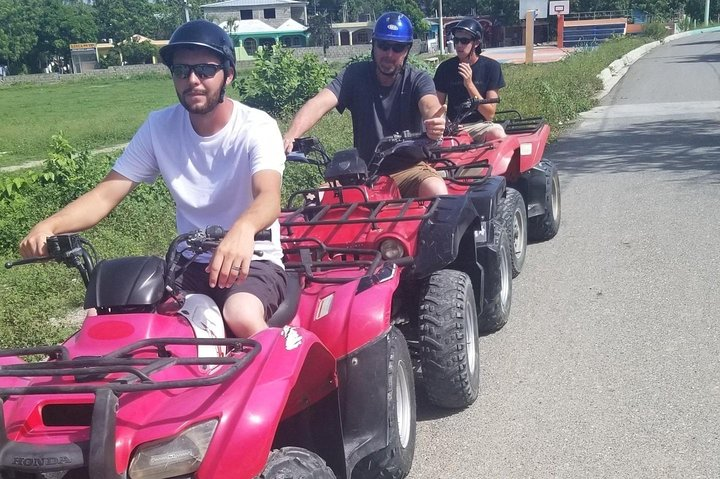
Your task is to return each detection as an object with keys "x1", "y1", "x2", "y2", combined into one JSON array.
[
  {"x1": 196, "y1": 327, "x2": 338, "y2": 479},
  {"x1": 411, "y1": 176, "x2": 506, "y2": 279}
]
